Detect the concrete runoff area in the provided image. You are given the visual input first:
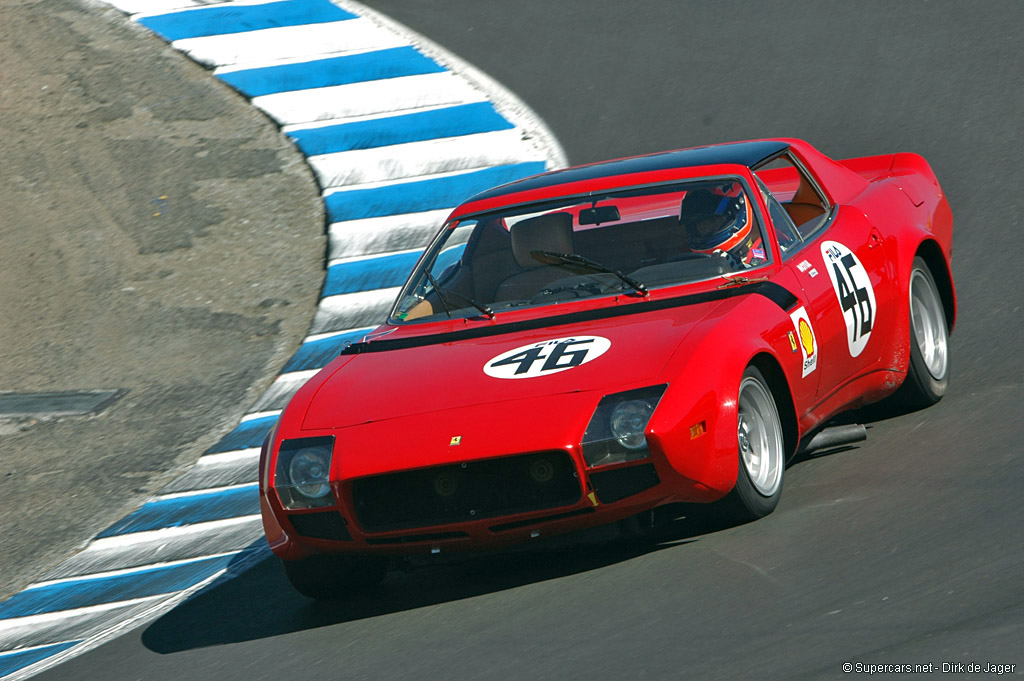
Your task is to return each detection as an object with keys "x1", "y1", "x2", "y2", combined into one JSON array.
[{"x1": 0, "y1": 0, "x2": 324, "y2": 600}]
